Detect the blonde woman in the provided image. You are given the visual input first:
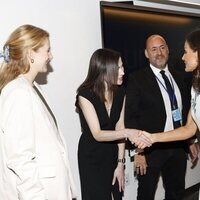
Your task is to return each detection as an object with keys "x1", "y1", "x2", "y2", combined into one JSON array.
[{"x1": 0, "y1": 24, "x2": 76, "y2": 200}]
